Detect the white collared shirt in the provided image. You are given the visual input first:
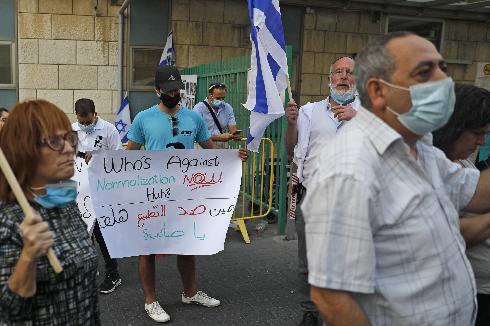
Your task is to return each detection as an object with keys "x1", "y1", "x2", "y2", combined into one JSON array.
[
  {"x1": 293, "y1": 96, "x2": 360, "y2": 188},
  {"x1": 72, "y1": 117, "x2": 123, "y2": 152},
  {"x1": 302, "y1": 107, "x2": 479, "y2": 325}
]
